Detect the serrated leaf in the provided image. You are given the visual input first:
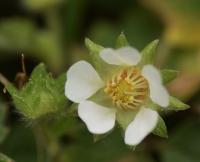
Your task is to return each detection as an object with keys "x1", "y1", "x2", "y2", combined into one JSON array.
[
  {"x1": 153, "y1": 115, "x2": 168, "y2": 138},
  {"x1": 168, "y1": 96, "x2": 190, "y2": 111},
  {"x1": 161, "y1": 69, "x2": 179, "y2": 84},
  {"x1": 139, "y1": 39, "x2": 159, "y2": 66},
  {"x1": 115, "y1": 32, "x2": 129, "y2": 48},
  {"x1": 30, "y1": 63, "x2": 47, "y2": 80},
  {"x1": 6, "y1": 63, "x2": 68, "y2": 120},
  {"x1": 0, "y1": 153, "x2": 14, "y2": 162}
]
